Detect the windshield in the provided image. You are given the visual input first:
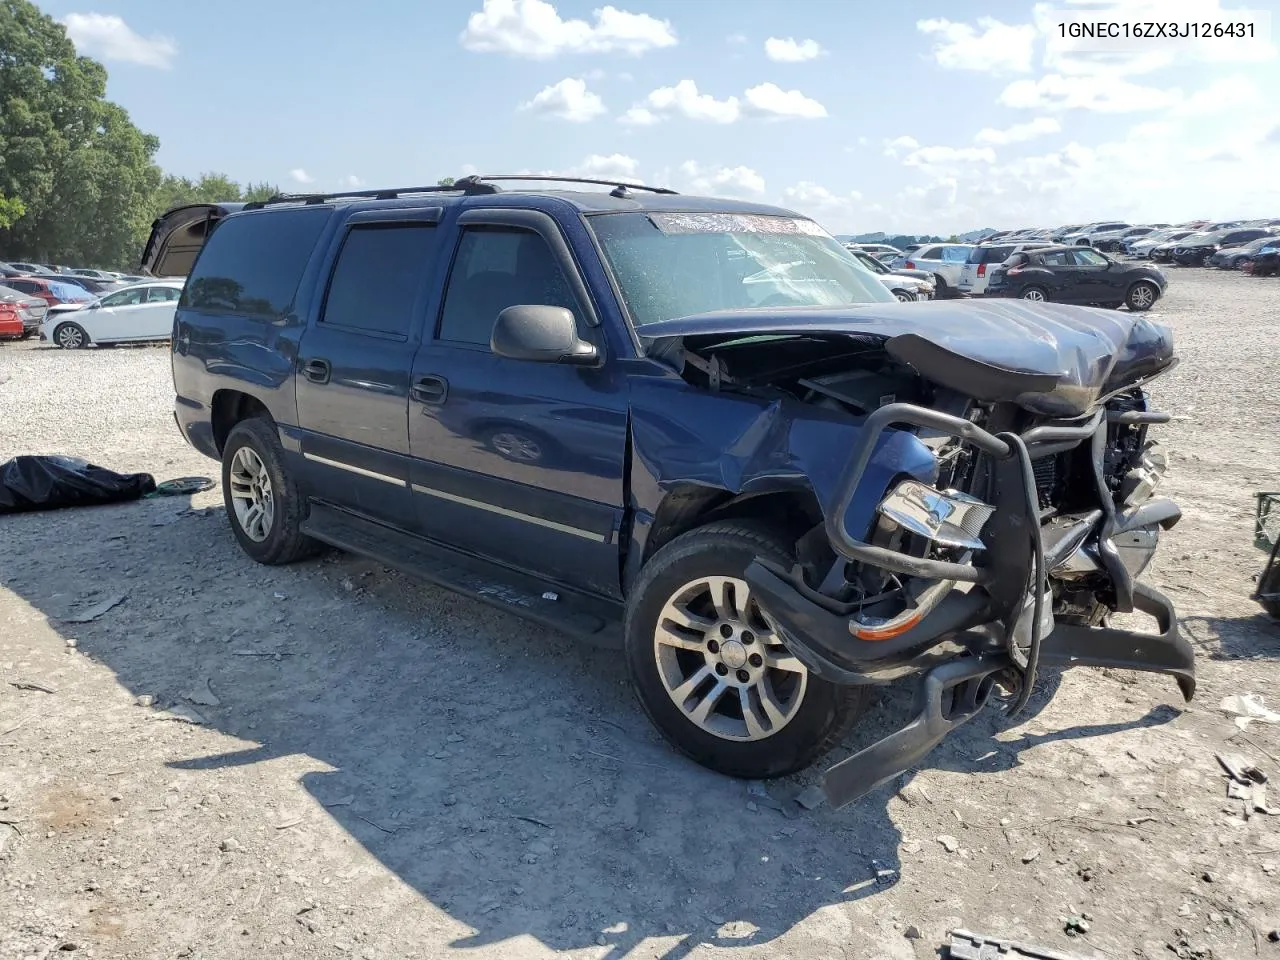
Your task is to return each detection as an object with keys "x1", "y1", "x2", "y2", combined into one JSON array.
[{"x1": 588, "y1": 212, "x2": 893, "y2": 328}]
